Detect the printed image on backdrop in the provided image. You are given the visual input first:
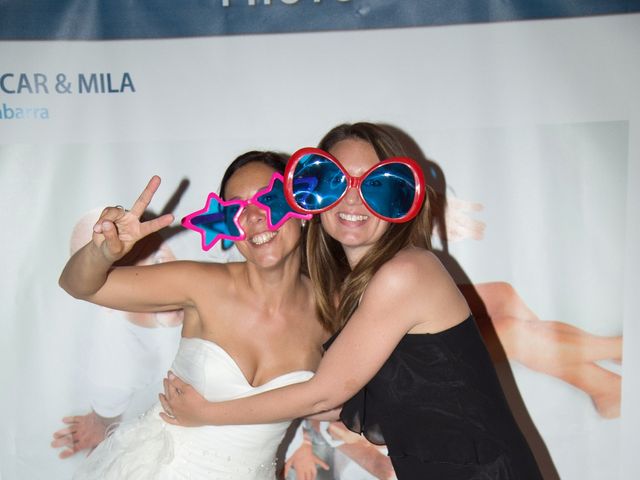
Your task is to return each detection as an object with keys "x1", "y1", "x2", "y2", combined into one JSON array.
[{"x1": 1, "y1": 1, "x2": 638, "y2": 479}]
